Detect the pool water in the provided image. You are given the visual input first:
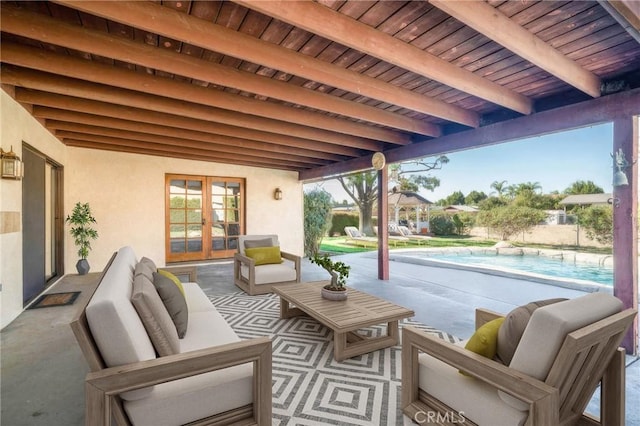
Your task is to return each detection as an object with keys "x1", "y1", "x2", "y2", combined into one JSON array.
[{"x1": 404, "y1": 251, "x2": 613, "y2": 286}]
